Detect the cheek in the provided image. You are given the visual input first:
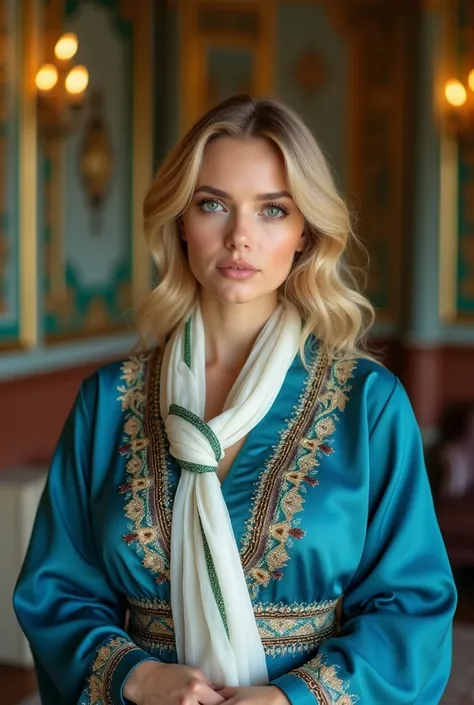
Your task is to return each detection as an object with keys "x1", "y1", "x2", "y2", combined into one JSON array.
[
  {"x1": 263, "y1": 227, "x2": 302, "y2": 265},
  {"x1": 182, "y1": 218, "x2": 223, "y2": 280},
  {"x1": 183, "y1": 214, "x2": 223, "y2": 251}
]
